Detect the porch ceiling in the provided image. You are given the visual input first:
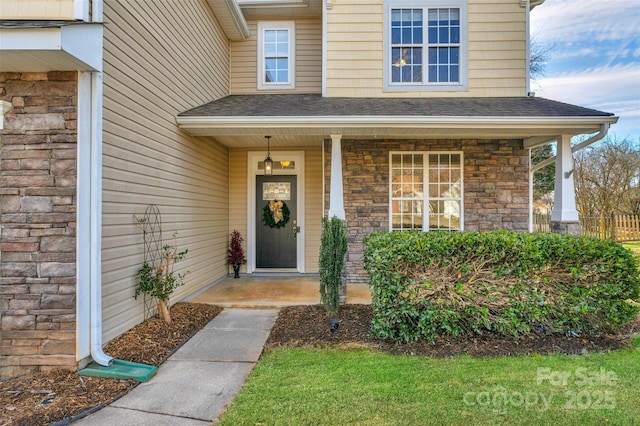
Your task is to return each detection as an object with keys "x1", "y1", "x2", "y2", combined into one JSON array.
[{"x1": 177, "y1": 94, "x2": 618, "y2": 148}]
